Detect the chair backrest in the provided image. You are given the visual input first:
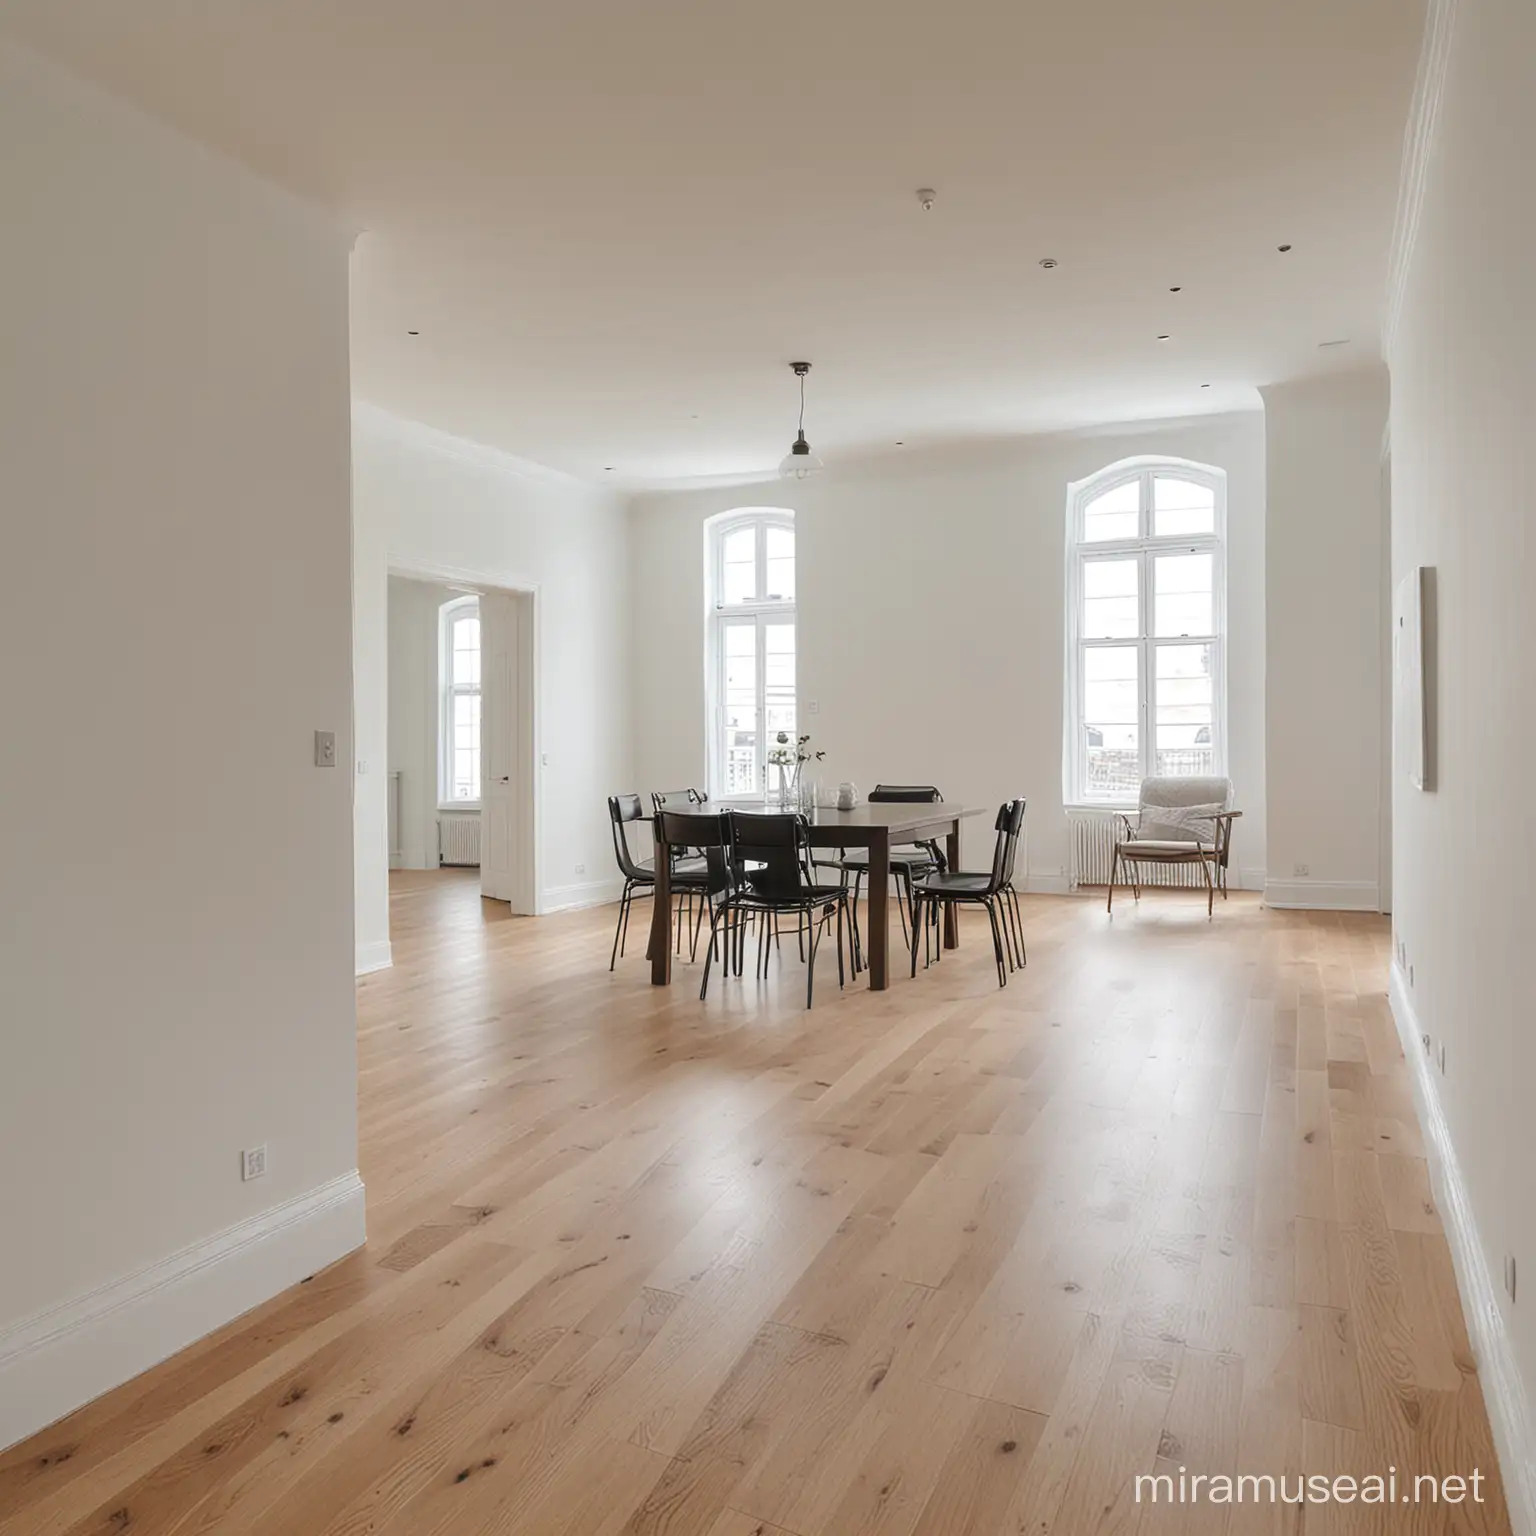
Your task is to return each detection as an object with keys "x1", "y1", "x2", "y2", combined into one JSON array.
[
  {"x1": 728, "y1": 811, "x2": 807, "y2": 901},
  {"x1": 652, "y1": 788, "x2": 703, "y2": 813},
  {"x1": 659, "y1": 810, "x2": 731, "y2": 893},
  {"x1": 869, "y1": 784, "x2": 942, "y2": 803},
  {"x1": 1137, "y1": 776, "x2": 1232, "y2": 844},
  {"x1": 608, "y1": 794, "x2": 650, "y2": 880},
  {"x1": 986, "y1": 798, "x2": 1026, "y2": 889},
  {"x1": 1000, "y1": 797, "x2": 1026, "y2": 884}
]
